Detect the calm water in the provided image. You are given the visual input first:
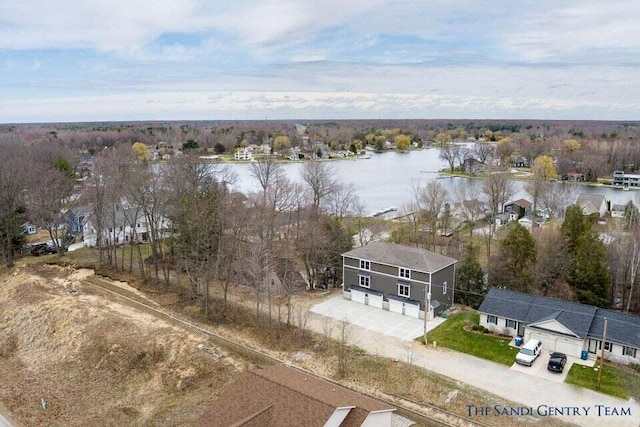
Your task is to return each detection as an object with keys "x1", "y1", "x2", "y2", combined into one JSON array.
[{"x1": 223, "y1": 149, "x2": 638, "y2": 213}]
